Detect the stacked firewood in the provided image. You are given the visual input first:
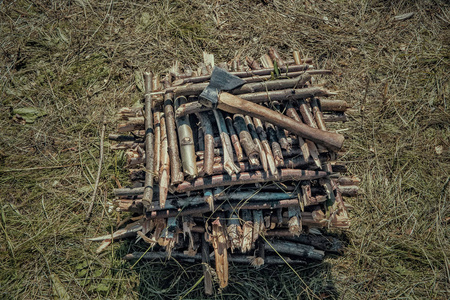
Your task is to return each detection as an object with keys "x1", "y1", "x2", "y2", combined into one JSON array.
[{"x1": 90, "y1": 49, "x2": 358, "y2": 292}]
